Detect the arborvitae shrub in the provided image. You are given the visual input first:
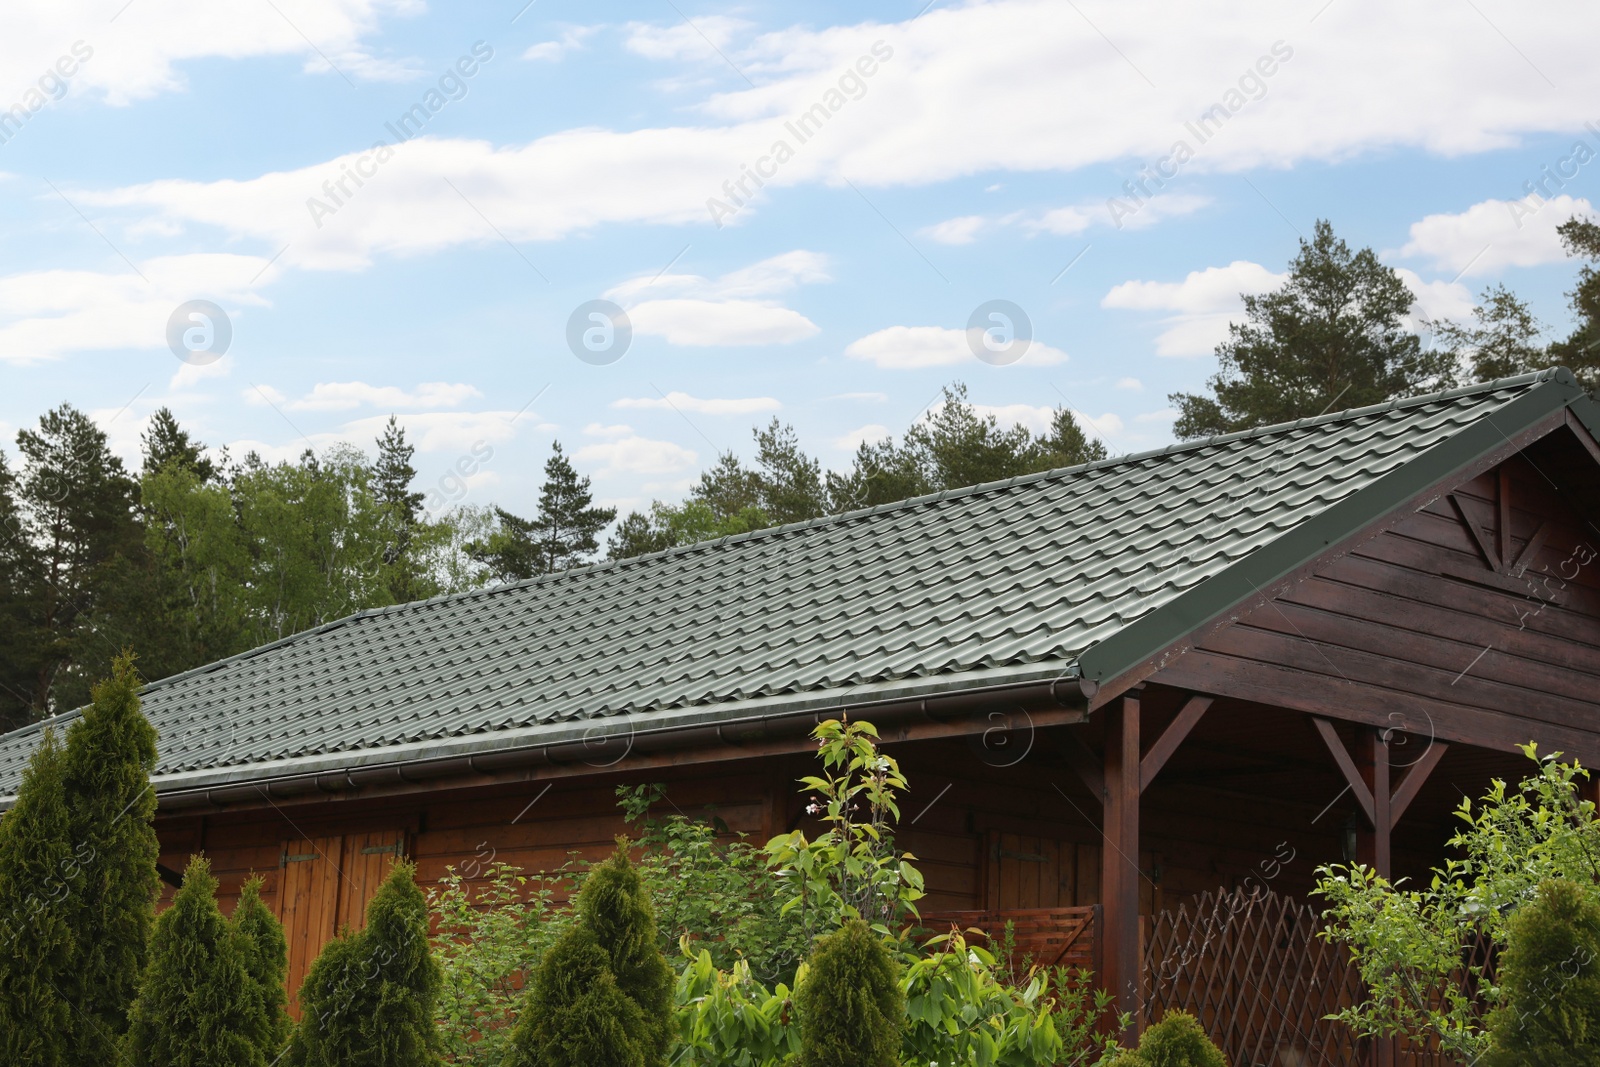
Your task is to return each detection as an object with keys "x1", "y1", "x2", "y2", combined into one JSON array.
[
  {"x1": 125, "y1": 855, "x2": 267, "y2": 1067},
  {"x1": 287, "y1": 861, "x2": 443, "y2": 1067},
  {"x1": 1484, "y1": 878, "x2": 1600, "y2": 1067},
  {"x1": 794, "y1": 919, "x2": 905, "y2": 1067},
  {"x1": 508, "y1": 925, "x2": 648, "y2": 1067},
  {"x1": 1111, "y1": 1011, "x2": 1227, "y2": 1067},
  {"x1": 0, "y1": 729, "x2": 75, "y2": 1067},
  {"x1": 576, "y1": 845, "x2": 674, "y2": 1066},
  {"x1": 231, "y1": 875, "x2": 291, "y2": 1056},
  {"x1": 61, "y1": 653, "x2": 160, "y2": 1066}
]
